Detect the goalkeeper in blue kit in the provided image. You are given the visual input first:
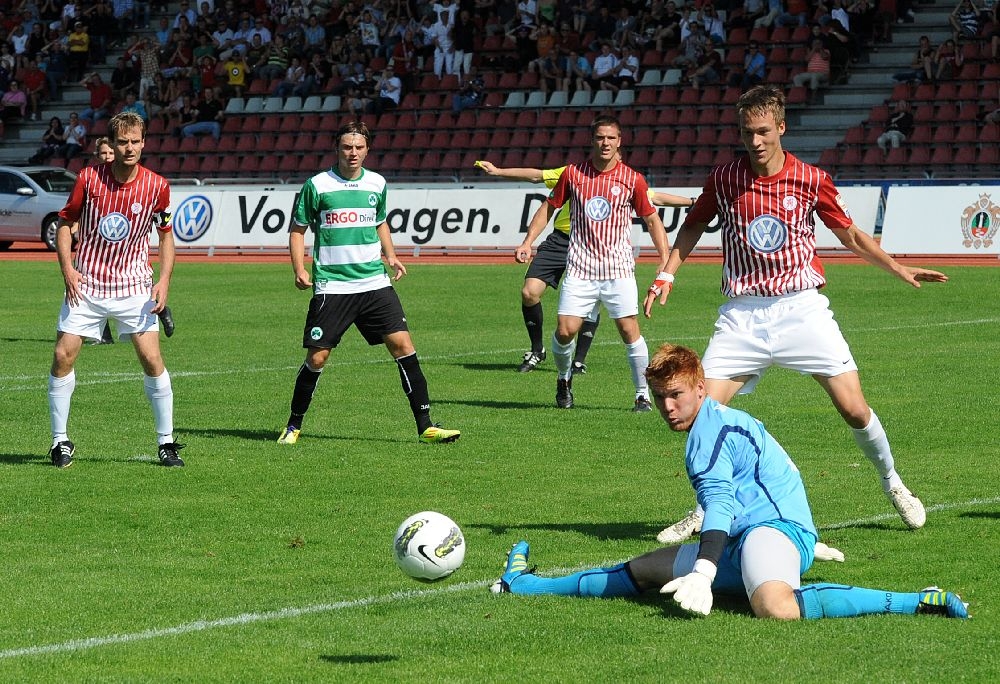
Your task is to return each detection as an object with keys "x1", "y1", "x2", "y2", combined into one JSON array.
[{"x1": 493, "y1": 343, "x2": 969, "y2": 620}]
